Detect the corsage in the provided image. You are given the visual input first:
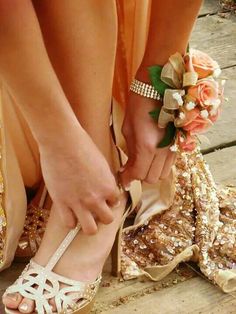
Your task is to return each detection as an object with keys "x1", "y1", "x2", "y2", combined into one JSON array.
[{"x1": 130, "y1": 49, "x2": 225, "y2": 152}]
